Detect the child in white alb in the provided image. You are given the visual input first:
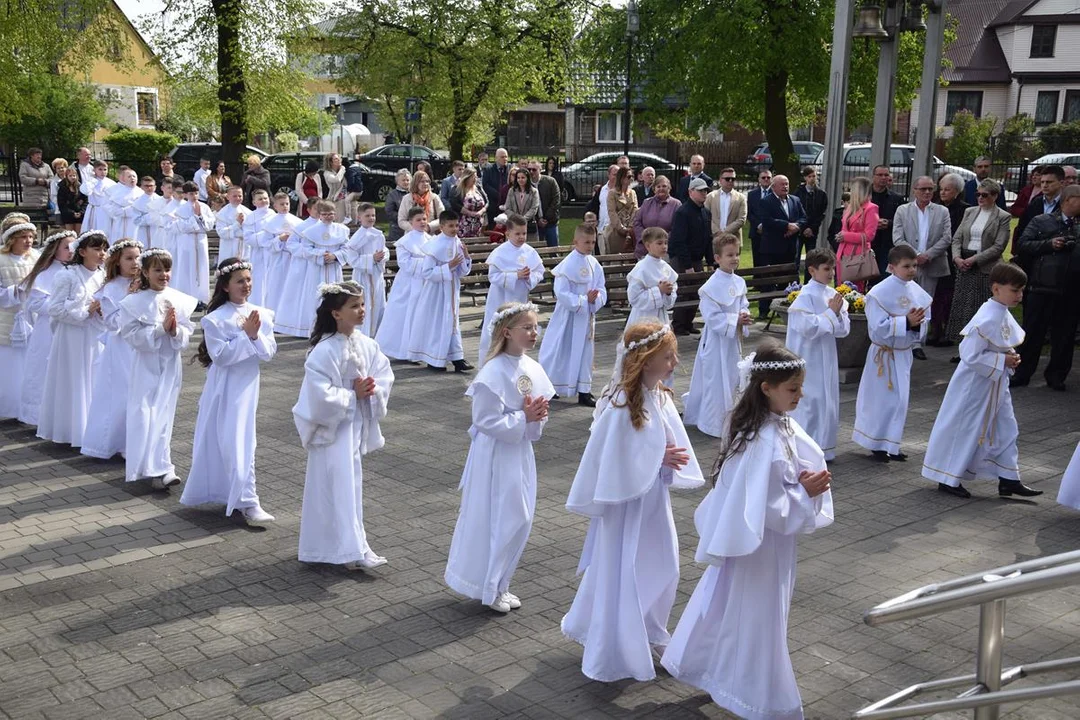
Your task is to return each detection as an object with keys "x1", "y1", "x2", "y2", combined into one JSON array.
[
  {"x1": 375, "y1": 206, "x2": 429, "y2": 359},
  {"x1": 259, "y1": 192, "x2": 303, "y2": 313},
  {"x1": 407, "y1": 210, "x2": 473, "y2": 372},
  {"x1": 215, "y1": 186, "x2": 252, "y2": 261},
  {"x1": 446, "y1": 302, "x2": 553, "y2": 613},
  {"x1": 1058, "y1": 442, "x2": 1080, "y2": 511},
  {"x1": 284, "y1": 199, "x2": 350, "y2": 338},
  {"x1": 683, "y1": 233, "x2": 752, "y2": 437},
  {"x1": 477, "y1": 214, "x2": 544, "y2": 366},
  {"x1": 170, "y1": 181, "x2": 216, "y2": 304},
  {"x1": 563, "y1": 321, "x2": 704, "y2": 683},
  {"x1": 79, "y1": 161, "x2": 114, "y2": 233},
  {"x1": 243, "y1": 190, "x2": 273, "y2": 306},
  {"x1": 344, "y1": 202, "x2": 387, "y2": 337},
  {"x1": 294, "y1": 281, "x2": 394, "y2": 570},
  {"x1": 662, "y1": 340, "x2": 833, "y2": 720}
]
